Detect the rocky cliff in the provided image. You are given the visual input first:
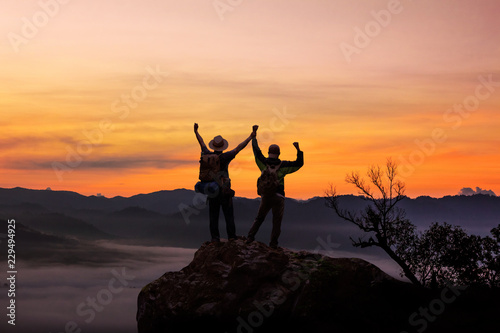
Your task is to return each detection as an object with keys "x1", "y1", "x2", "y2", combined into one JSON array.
[{"x1": 137, "y1": 239, "x2": 498, "y2": 333}]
